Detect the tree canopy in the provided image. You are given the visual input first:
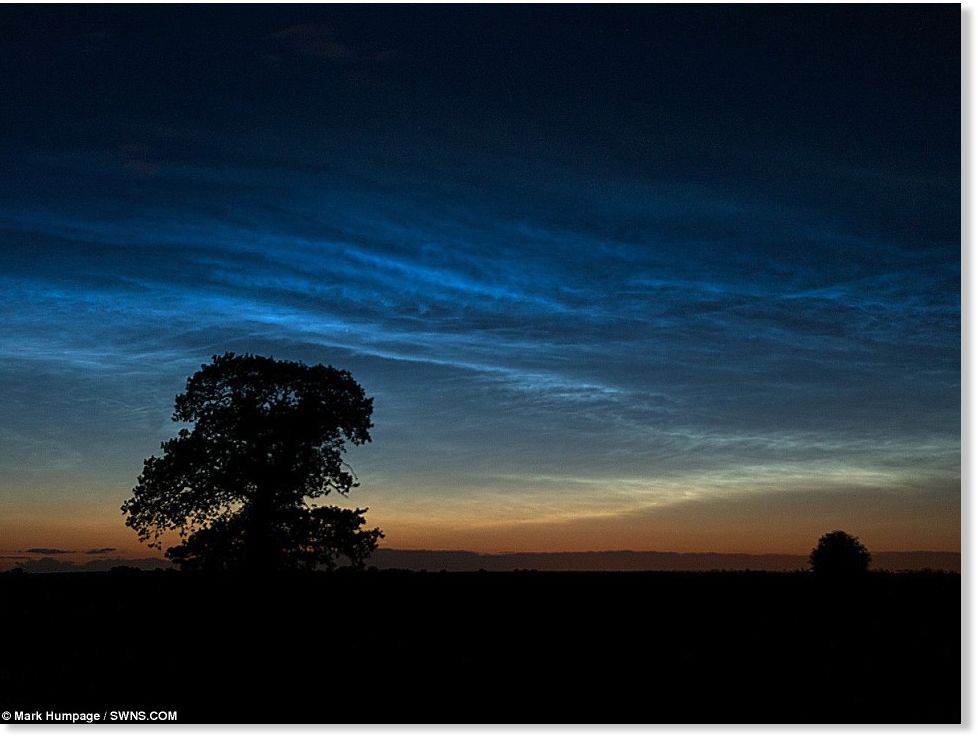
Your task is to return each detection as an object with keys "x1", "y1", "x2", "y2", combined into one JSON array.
[
  {"x1": 122, "y1": 353, "x2": 382, "y2": 571},
  {"x1": 809, "y1": 530, "x2": 871, "y2": 576}
]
